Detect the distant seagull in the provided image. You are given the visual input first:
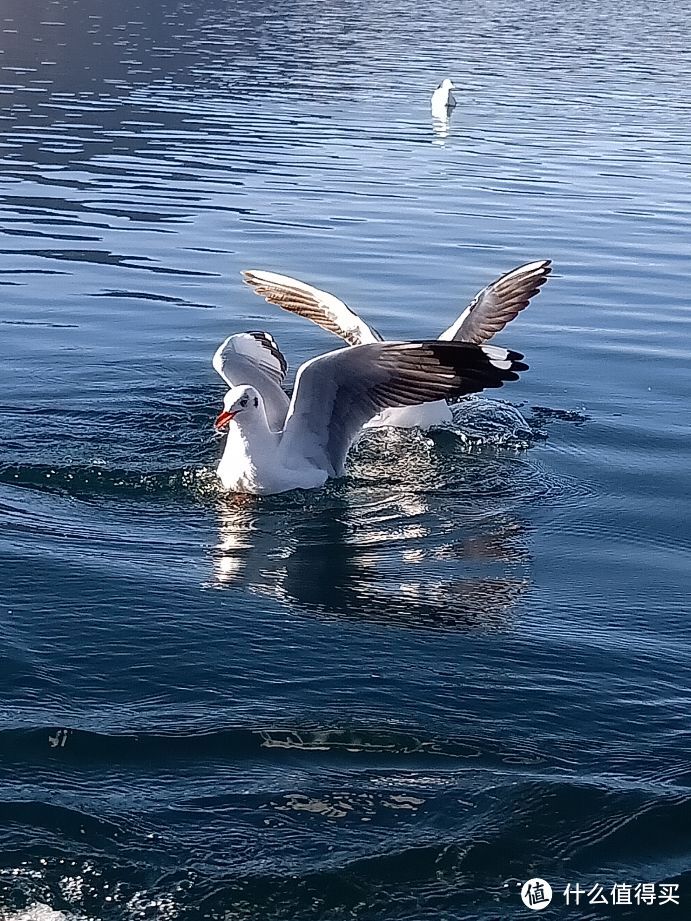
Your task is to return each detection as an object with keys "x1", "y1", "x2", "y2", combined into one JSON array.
[
  {"x1": 212, "y1": 333, "x2": 527, "y2": 494},
  {"x1": 242, "y1": 260, "x2": 551, "y2": 429},
  {"x1": 431, "y1": 78, "x2": 456, "y2": 119}
]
